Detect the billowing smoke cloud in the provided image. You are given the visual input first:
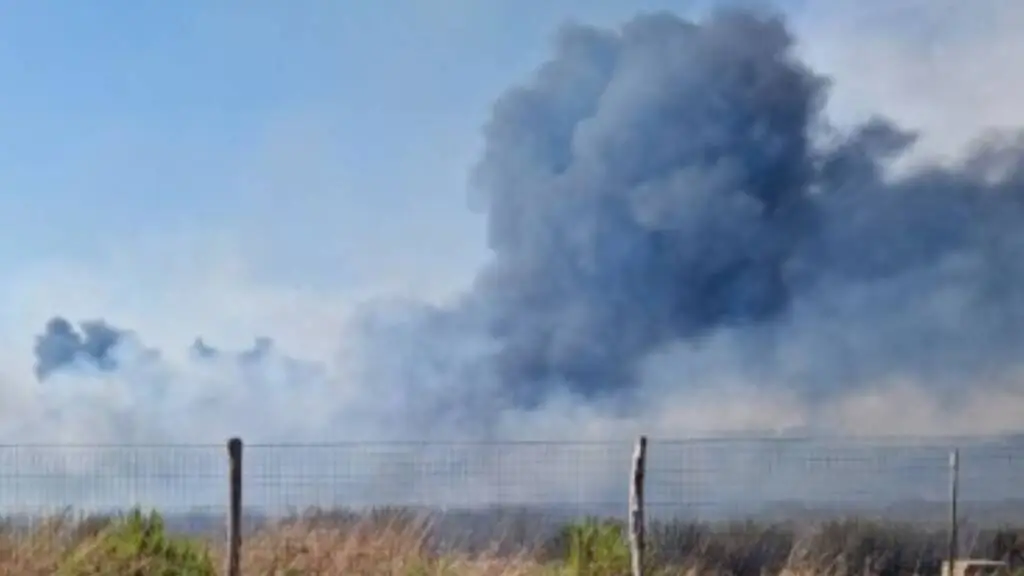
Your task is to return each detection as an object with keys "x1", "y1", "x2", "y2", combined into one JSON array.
[
  {"x1": 458, "y1": 8, "x2": 1024, "y2": 413},
  {"x1": 469, "y1": 11, "x2": 822, "y2": 407},
  {"x1": 31, "y1": 7, "x2": 1024, "y2": 430},
  {"x1": 34, "y1": 318, "x2": 125, "y2": 381},
  {"x1": 17, "y1": 7, "x2": 1024, "y2": 515}
]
